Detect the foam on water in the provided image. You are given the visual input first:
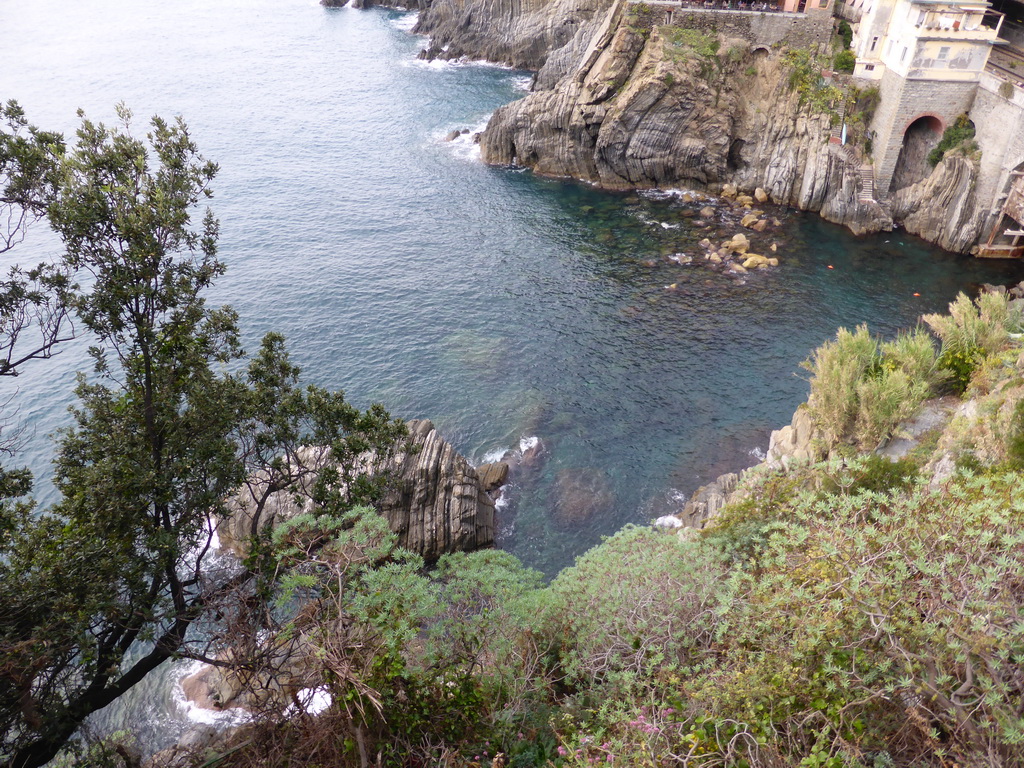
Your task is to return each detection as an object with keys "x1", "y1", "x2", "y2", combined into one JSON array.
[
  {"x1": 284, "y1": 686, "x2": 333, "y2": 716},
  {"x1": 640, "y1": 187, "x2": 707, "y2": 201},
  {"x1": 389, "y1": 10, "x2": 419, "y2": 31},
  {"x1": 436, "y1": 116, "x2": 492, "y2": 162},
  {"x1": 172, "y1": 661, "x2": 254, "y2": 727}
]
